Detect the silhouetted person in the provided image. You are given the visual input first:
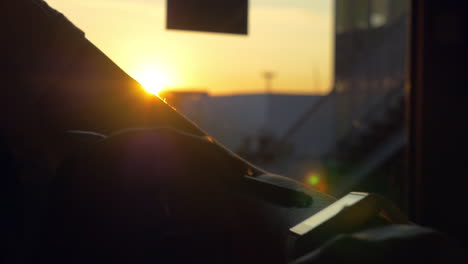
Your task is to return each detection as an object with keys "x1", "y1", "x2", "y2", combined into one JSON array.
[
  {"x1": 0, "y1": 1, "x2": 464, "y2": 264},
  {"x1": 0, "y1": 2, "x2": 297, "y2": 263}
]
